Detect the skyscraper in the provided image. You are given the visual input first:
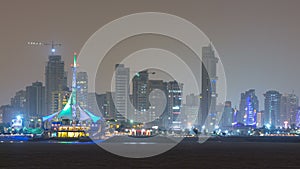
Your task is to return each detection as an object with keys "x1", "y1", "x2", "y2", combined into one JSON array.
[
  {"x1": 183, "y1": 94, "x2": 200, "y2": 128},
  {"x1": 10, "y1": 90, "x2": 26, "y2": 113},
  {"x1": 87, "y1": 92, "x2": 98, "y2": 116},
  {"x1": 240, "y1": 89, "x2": 259, "y2": 126},
  {"x1": 115, "y1": 64, "x2": 130, "y2": 122},
  {"x1": 0, "y1": 105, "x2": 15, "y2": 124},
  {"x1": 220, "y1": 101, "x2": 233, "y2": 127},
  {"x1": 281, "y1": 93, "x2": 299, "y2": 126},
  {"x1": 77, "y1": 72, "x2": 88, "y2": 109},
  {"x1": 256, "y1": 111, "x2": 263, "y2": 128},
  {"x1": 45, "y1": 55, "x2": 67, "y2": 114},
  {"x1": 25, "y1": 82, "x2": 45, "y2": 119},
  {"x1": 147, "y1": 80, "x2": 168, "y2": 124},
  {"x1": 186, "y1": 94, "x2": 200, "y2": 107},
  {"x1": 132, "y1": 70, "x2": 149, "y2": 112},
  {"x1": 264, "y1": 90, "x2": 281, "y2": 127},
  {"x1": 51, "y1": 90, "x2": 70, "y2": 114},
  {"x1": 167, "y1": 81, "x2": 183, "y2": 129},
  {"x1": 200, "y1": 44, "x2": 218, "y2": 127},
  {"x1": 96, "y1": 92, "x2": 116, "y2": 120}
]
